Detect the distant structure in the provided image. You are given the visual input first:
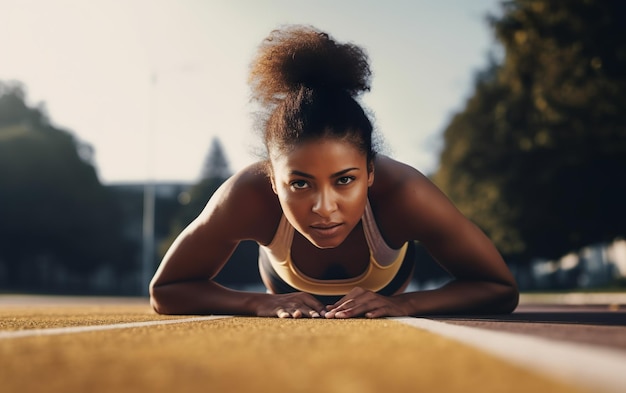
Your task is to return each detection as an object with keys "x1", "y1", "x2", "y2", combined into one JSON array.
[
  {"x1": 512, "y1": 239, "x2": 626, "y2": 291},
  {"x1": 108, "y1": 182, "x2": 192, "y2": 294}
]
